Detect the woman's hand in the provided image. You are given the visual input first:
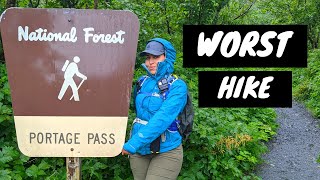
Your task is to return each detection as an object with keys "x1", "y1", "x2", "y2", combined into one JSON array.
[{"x1": 122, "y1": 148, "x2": 131, "y2": 155}]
